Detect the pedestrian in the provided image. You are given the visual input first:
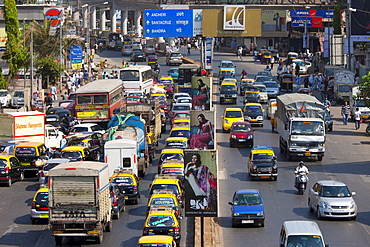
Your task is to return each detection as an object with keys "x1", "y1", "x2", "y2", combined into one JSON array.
[
  {"x1": 71, "y1": 83, "x2": 76, "y2": 93},
  {"x1": 83, "y1": 70, "x2": 89, "y2": 84},
  {"x1": 278, "y1": 59, "x2": 284, "y2": 66},
  {"x1": 283, "y1": 65, "x2": 289, "y2": 73},
  {"x1": 114, "y1": 71, "x2": 118, "y2": 79},
  {"x1": 354, "y1": 107, "x2": 362, "y2": 130},
  {"x1": 149, "y1": 106, "x2": 155, "y2": 125},
  {"x1": 102, "y1": 72, "x2": 108, "y2": 79},
  {"x1": 304, "y1": 76, "x2": 309, "y2": 88},
  {"x1": 341, "y1": 102, "x2": 350, "y2": 125},
  {"x1": 45, "y1": 93, "x2": 53, "y2": 108},
  {"x1": 187, "y1": 43, "x2": 191, "y2": 55},
  {"x1": 254, "y1": 50, "x2": 258, "y2": 61},
  {"x1": 66, "y1": 79, "x2": 72, "y2": 95},
  {"x1": 295, "y1": 74, "x2": 301, "y2": 90},
  {"x1": 319, "y1": 83, "x2": 326, "y2": 100},
  {"x1": 295, "y1": 63, "x2": 300, "y2": 76},
  {"x1": 309, "y1": 74, "x2": 314, "y2": 91},
  {"x1": 237, "y1": 46, "x2": 243, "y2": 60},
  {"x1": 264, "y1": 65, "x2": 271, "y2": 72},
  {"x1": 60, "y1": 135, "x2": 67, "y2": 150},
  {"x1": 355, "y1": 76, "x2": 360, "y2": 85},
  {"x1": 100, "y1": 59, "x2": 107, "y2": 69},
  {"x1": 61, "y1": 91, "x2": 68, "y2": 100},
  {"x1": 50, "y1": 84, "x2": 57, "y2": 101},
  {"x1": 194, "y1": 40, "x2": 199, "y2": 50},
  {"x1": 270, "y1": 56, "x2": 275, "y2": 70}
]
